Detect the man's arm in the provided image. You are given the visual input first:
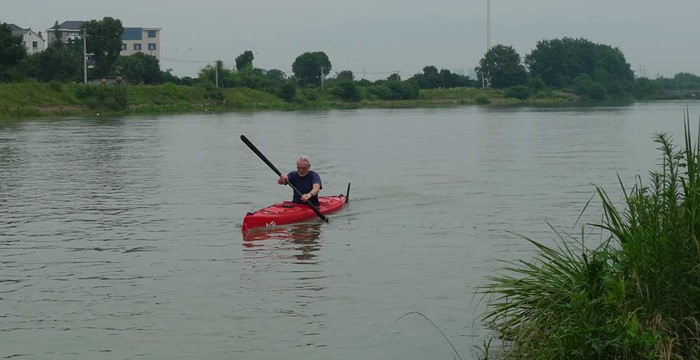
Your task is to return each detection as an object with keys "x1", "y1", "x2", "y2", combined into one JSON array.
[{"x1": 278, "y1": 173, "x2": 288, "y2": 185}]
